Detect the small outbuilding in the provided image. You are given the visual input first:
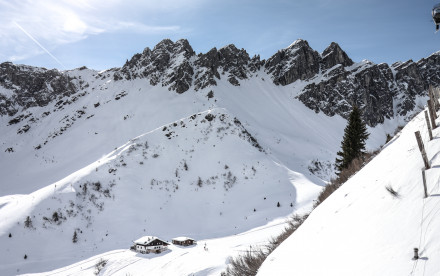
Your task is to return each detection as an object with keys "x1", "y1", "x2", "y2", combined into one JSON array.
[
  {"x1": 133, "y1": 236, "x2": 169, "y2": 254},
  {"x1": 172, "y1": 237, "x2": 197, "y2": 246}
]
